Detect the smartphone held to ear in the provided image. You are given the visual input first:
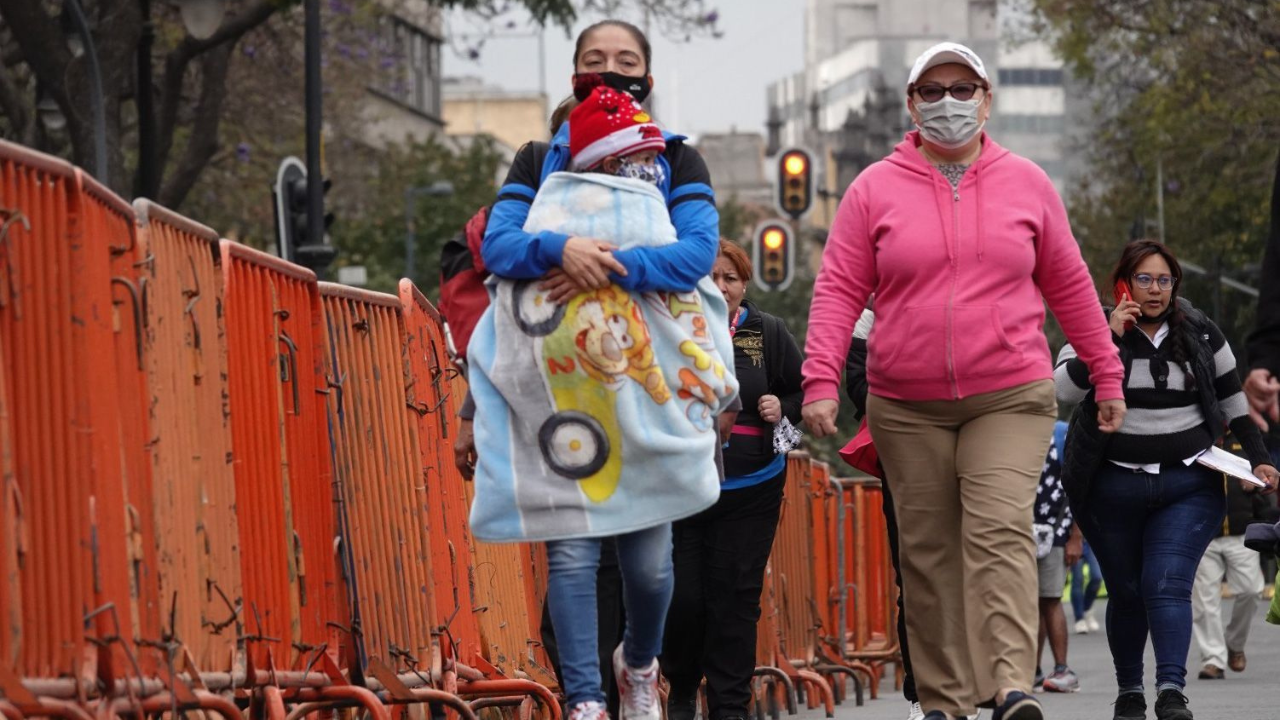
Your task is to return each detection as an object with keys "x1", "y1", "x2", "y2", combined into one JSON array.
[{"x1": 1113, "y1": 279, "x2": 1135, "y2": 331}]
